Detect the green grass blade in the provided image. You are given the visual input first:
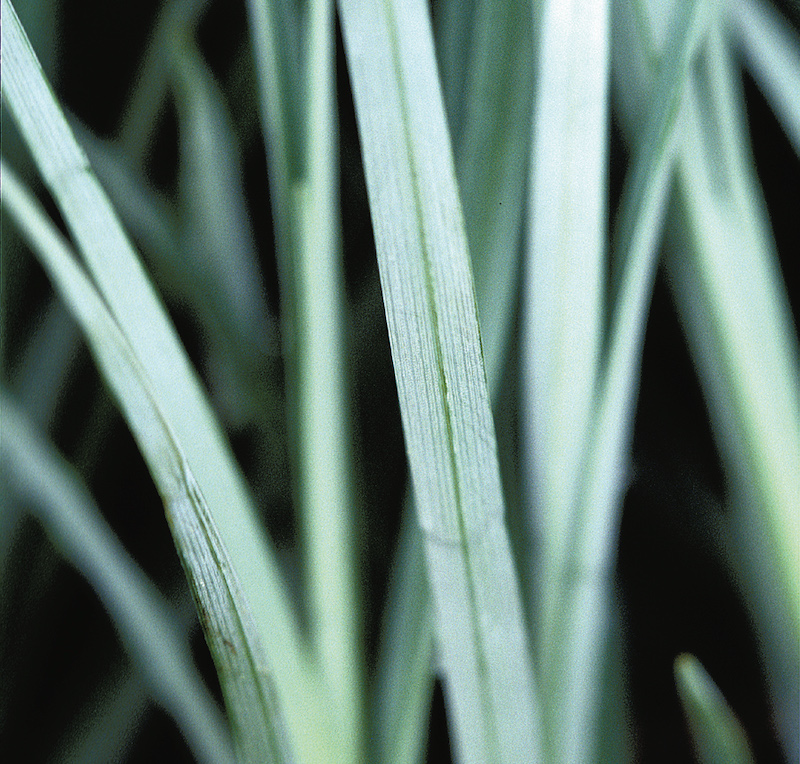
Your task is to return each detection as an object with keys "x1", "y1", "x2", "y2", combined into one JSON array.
[
  {"x1": 247, "y1": 0, "x2": 364, "y2": 756},
  {"x1": 294, "y1": 1, "x2": 364, "y2": 757},
  {"x1": 373, "y1": 498, "x2": 435, "y2": 764},
  {"x1": 521, "y1": 0, "x2": 609, "y2": 757},
  {"x1": 548, "y1": 1, "x2": 711, "y2": 759},
  {"x1": 434, "y1": 0, "x2": 476, "y2": 147},
  {"x1": 72, "y1": 117, "x2": 281, "y2": 430},
  {"x1": 451, "y1": 0, "x2": 535, "y2": 383},
  {"x1": 1, "y1": 392, "x2": 234, "y2": 764},
  {"x1": 68, "y1": 120, "x2": 185, "y2": 291},
  {"x1": 338, "y1": 1, "x2": 544, "y2": 761},
  {"x1": 117, "y1": 0, "x2": 211, "y2": 161},
  {"x1": 9, "y1": 298, "x2": 80, "y2": 426},
  {"x1": 1, "y1": 163, "x2": 293, "y2": 763},
  {"x1": 674, "y1": 654, "x2": 756, "y2": 764},
  {"x1": 726, "y1": 0, "x2": 800, "y2": 157},
  {"x1": 372, "y1": 4, "x2": 538, "y2": 758},
  {"x1": 170, "y1": 38, "x2": 283, "y2": 428},
  {"x1": 671, "y1": 27, "x2": 800, "y2": 634},
  {"x1": 522, "y1": 0, "x2": 609, "y2": 669},
  {"x1": 614, "y1": 1, "x2": 800, "y2": 752},
  {"x1": 1, "y1": 6, "x2": 342, "y2": 759},
  {"x1": 171, "y1": 39, "x2": 272, "y2": 360},
  {"x1": 244, "y1": 0, "x2": 303, "y2": 256}
]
